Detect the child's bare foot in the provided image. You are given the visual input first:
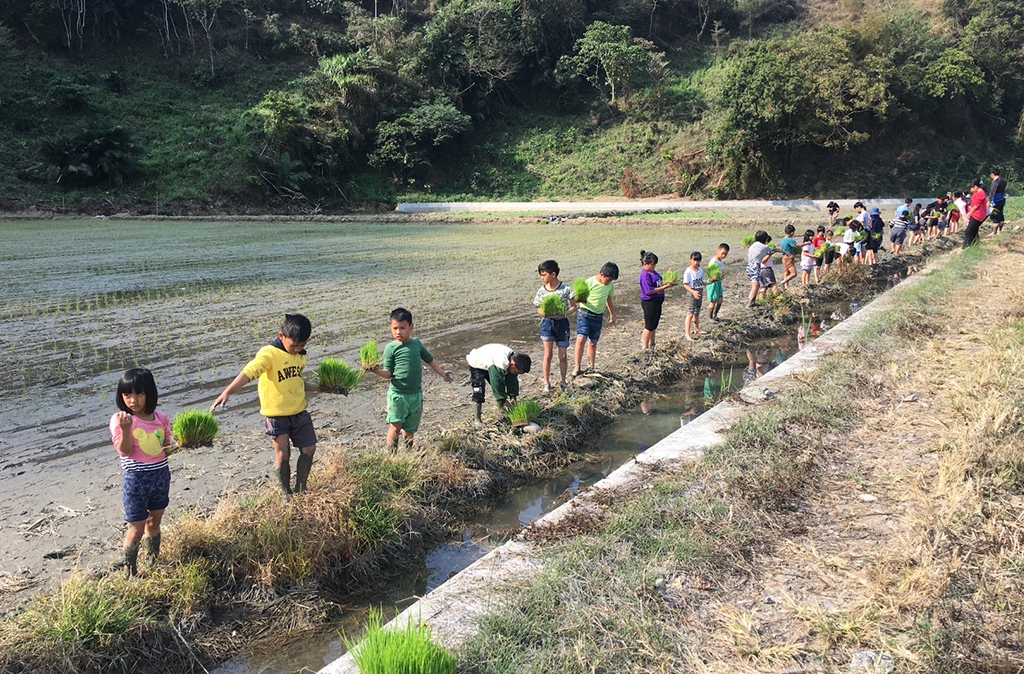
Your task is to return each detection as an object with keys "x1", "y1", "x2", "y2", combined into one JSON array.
[{"x1": 685, "y1": 334, "x2": 694, "y2": 341}]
